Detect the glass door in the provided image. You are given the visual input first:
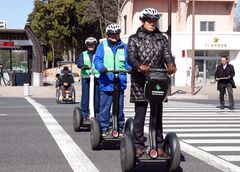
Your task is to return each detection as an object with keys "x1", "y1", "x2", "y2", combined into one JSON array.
[{"x1": 206, "y1": 59, "x2": 218, "y2": 84}]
